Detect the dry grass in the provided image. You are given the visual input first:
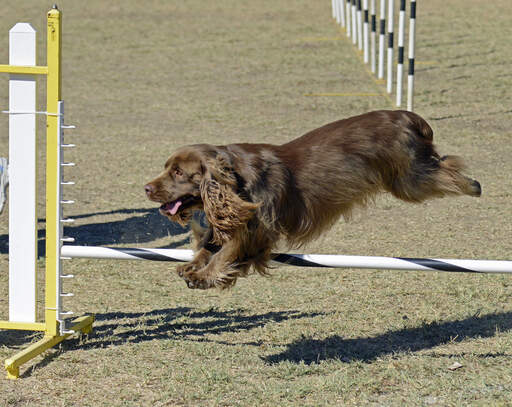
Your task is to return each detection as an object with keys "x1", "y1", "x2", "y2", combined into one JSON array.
[{"x1": 0, "y1": 0, "x2": 511, "y2": 405}]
